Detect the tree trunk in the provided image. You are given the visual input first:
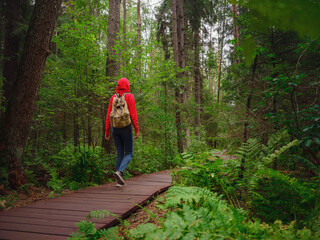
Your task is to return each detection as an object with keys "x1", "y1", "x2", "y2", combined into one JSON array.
[
  {"x1": 137, "y1": 0, "x2": 142, "y2": 76},
  {"x1": 194, "y1": 28, "x2": 201, "y2": 138},
  {"x1": 216, "y1": 15, "x2": 225, "y2": 104},
  {"x1": 122, "y1": 0, "x2": 127, "y2": 68},
  {"x1": 2, "y1": 0, "x2": 22, "y2": 111},
  {"x1": 0, "y1": 1, "x2": 4, "y2": 75},
  {"x1": 62, "y1": 111, "x2": 67, "y2": 144},
  {"x1": 208, "y1": 26, "x2": 213, "y2": 92},
  {"x1": 232, "y1": 2, "x2": 240, "y2": 64},
  {"x1": 0, "y1": 0, "x2": 62, "y2": 189},
  {"x1": 102, "y1": 0, "x2": 121, "y2": 152},
  {"x1": 239, "y1": 55, "x2": 258, "y2": 179},
  {"x1": 106, "y1": 0, "x2": 120, "y2": 79},
  {"x1": 88, "y1": 102, "x2": 93, "y2": 146},
  {"x1": 172, "y1": 0, "x2": 185, "y2": 153}
]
